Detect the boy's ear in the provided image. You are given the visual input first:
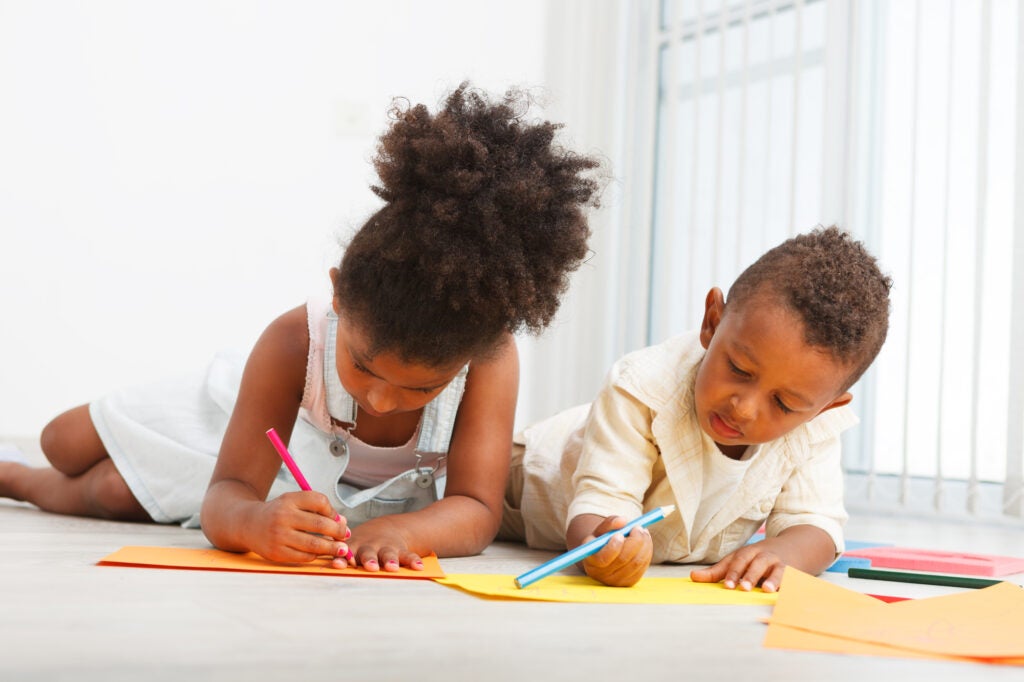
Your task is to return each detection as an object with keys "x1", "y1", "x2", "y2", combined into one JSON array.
[
  {"x1": 700, "y1": 287, "x2": 726, "y2": 349},
  {"x1": 817, "y1": 392, "x2": 853, "y2": 416}
]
